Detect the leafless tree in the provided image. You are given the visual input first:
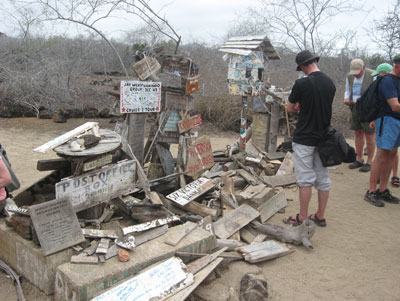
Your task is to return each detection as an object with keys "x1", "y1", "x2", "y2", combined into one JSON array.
[
  {"x1": 369, "y1": 1, "x2": 400, "y2": 61},
  {"x1": 250, "y1": 0, "x2": 363, "y2": 54},
  {"x1": 6, "y1": 0, "x2": 181, "y2": 77}
]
